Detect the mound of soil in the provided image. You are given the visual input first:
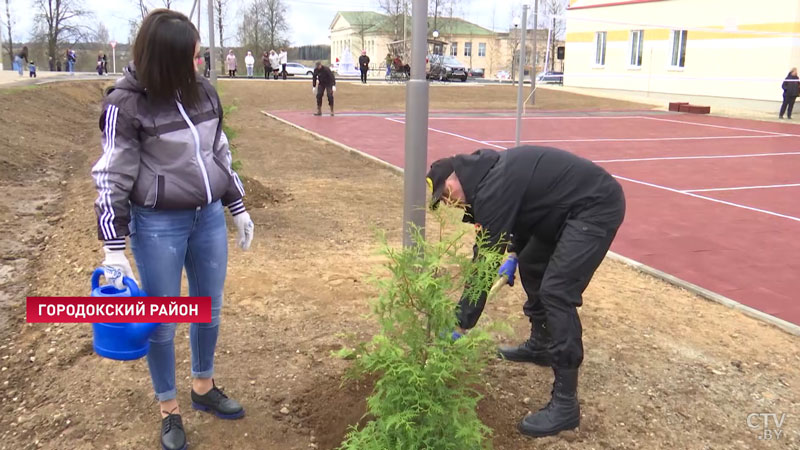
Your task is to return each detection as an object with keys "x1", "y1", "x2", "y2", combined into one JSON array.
[{"x1": 239, "y1": 175, "x2": 292, "y2": 208}]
